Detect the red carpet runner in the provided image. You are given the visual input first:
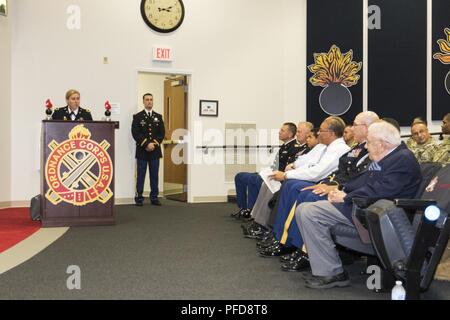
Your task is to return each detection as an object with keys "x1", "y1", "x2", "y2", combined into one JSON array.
[{"x1": 0, "y1": 208, "x2": 41, "y2": 253}]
